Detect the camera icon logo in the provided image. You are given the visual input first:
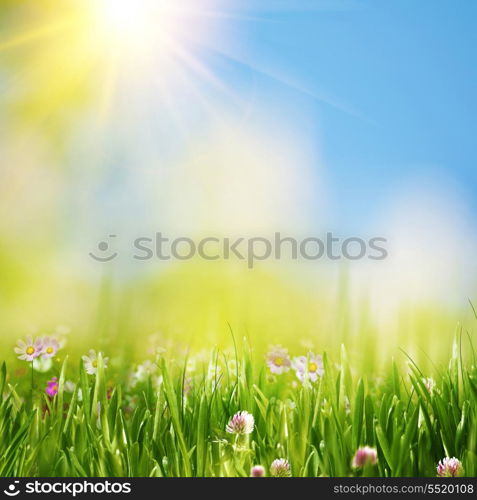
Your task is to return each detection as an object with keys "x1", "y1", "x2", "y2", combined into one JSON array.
[
  {"x1": 3, "y1": 481, "x2": 20, "y2": 496},
  {"x1": 89, "y1": 234, "x2": 119, "y2": 262}
]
